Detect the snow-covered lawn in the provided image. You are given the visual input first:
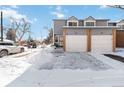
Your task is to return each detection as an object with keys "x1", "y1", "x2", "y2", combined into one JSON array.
[
  {"x1": 112, "y1": 48, "x2": 124, "y2": 57},
  {"x1": 0, "y1": 48, "x2": 42, "y2": 87},
  {"x1": 0, "y1": 46, "x2": 124, "y2": 87}
]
